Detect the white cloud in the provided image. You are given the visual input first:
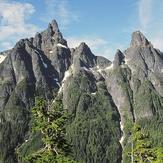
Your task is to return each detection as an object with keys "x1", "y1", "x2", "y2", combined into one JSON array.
[
  {"x1": 67, "y1": 36, "x2": 107, "y2": 50},
  {"x1": 152, "y1": 38, "x2": 163, "y2": 50},
  {"x1": 0, "y1": 41, "x2": 13, "y2": 50},
  {"x1": 67, "y1": 36, "x2": 122, "y2": 60},
  {"x1": 138, "y1": 0, "x2": 153, "y2": 30},
  {"x1": 43, "y1": 0, "x2": 79, "y2": 29},
  {"x1": 151, "y1": 30, "x2": 163, "y2": 50},
  {"x1": 137, "y1": 0, "x2": 163, "y2": 51},
  {"x1": 0, "y1": 0, "x2": 39, "y2": 51}
]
